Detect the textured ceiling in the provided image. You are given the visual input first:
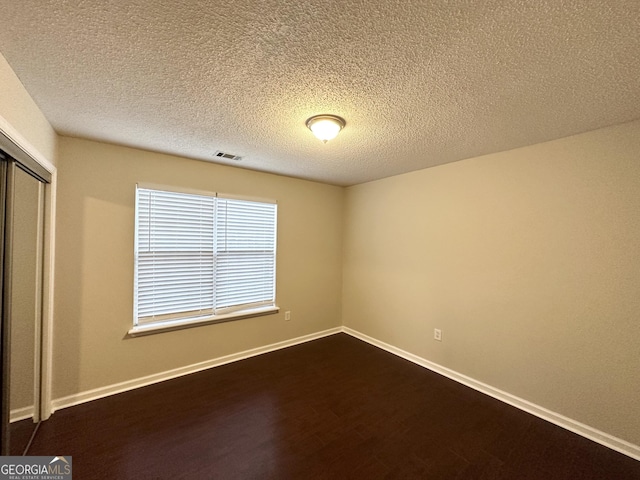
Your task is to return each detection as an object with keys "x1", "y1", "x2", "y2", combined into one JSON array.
[{"x1": 0, "y1": 1, "x2": 639, "y2": 186}]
